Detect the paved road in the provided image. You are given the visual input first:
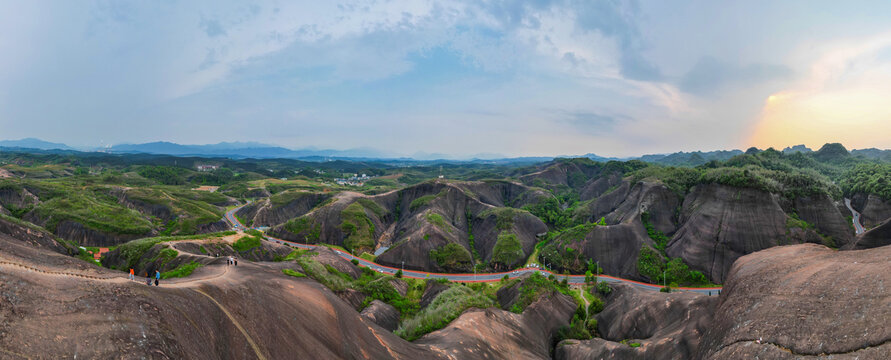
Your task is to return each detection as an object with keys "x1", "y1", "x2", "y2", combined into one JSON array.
[
  {"x1": 844, "y1": 198, "x2": 865, "y2": 234},
  {"x1": 224, "y1": 204, "x2": 723, "y2": 294}
]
